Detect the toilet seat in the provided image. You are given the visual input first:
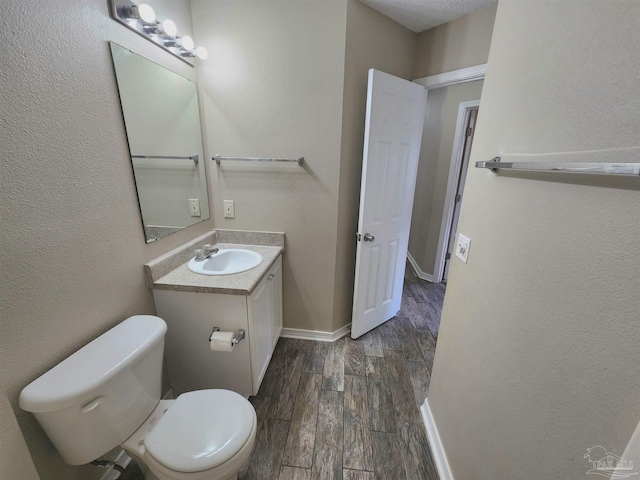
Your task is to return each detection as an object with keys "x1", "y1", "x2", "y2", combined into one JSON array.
[
  {"x1": 121, "y1": 390, "x2": 257, "y2": 480},
  {"x1": 142, "y1": 419, "x2": 256, "y2": 480},
  {"x1": 145, "y1": 390, "x2": 255, "y2": 473}
]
